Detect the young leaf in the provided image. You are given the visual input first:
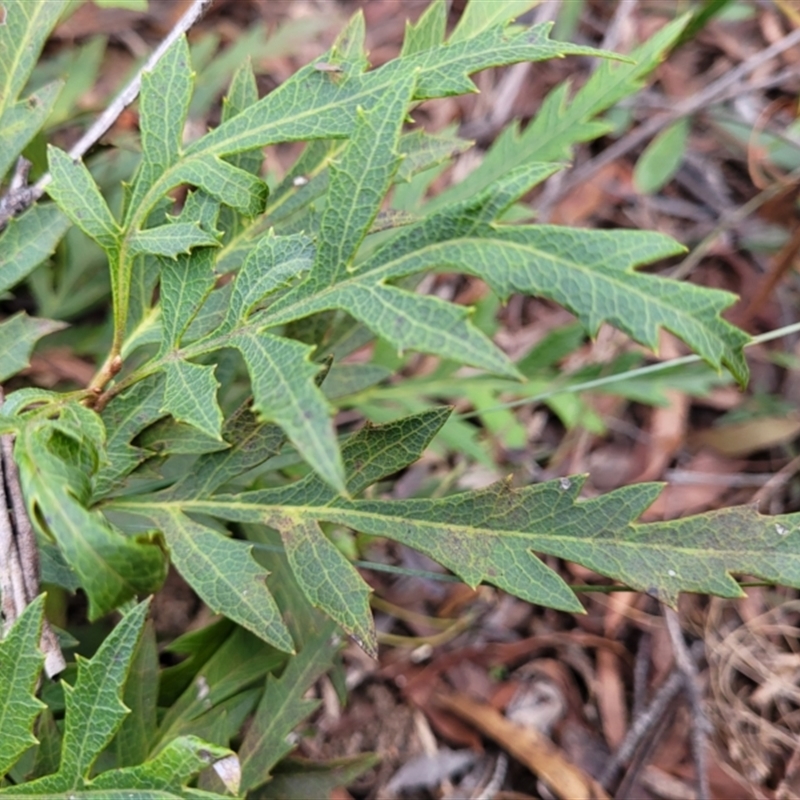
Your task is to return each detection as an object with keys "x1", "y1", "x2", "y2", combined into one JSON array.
[
  {"x1": 309, "y1": 71, "x2": 416, "y2": 287},
  {"x1": 128, "y1": 223, "x2": 219, "y2": 258},
  {"x1": 400, "y1": 0, "x2": 447, "y2": 56},
  {"x1": 239, "y1": 618, "x2": 339, "y2": 793},
  {"x1": 161, "y1": 359, "x2": 223, "y2": 441},
  {"x1": 0, "y1": 313, "x2": 66, "y2": 382},
  {"x1": 46, "y1": 146, "x2": 120, "y2": 253},
  {"x1": 449, "y1": 0, "x2": 538, "y2": 42},
  {"x1": 232, "y1": 329, "x2": 344, "y2": 494},
  {"x1": 433, "y1": 14, "x2": 690, "y2": 209},
  {"x1": 126, "y1": 35, "x2": 193, "y2": 218},
  {"x1": 4, "y1": 601, "x2": 151, "y2": 795},
  {"x1": 0, "y1": 595, "x2": 46, "y2": 778},
  {"x1": 144, "y1": 507, "x2": 294, "y2": 653}
]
